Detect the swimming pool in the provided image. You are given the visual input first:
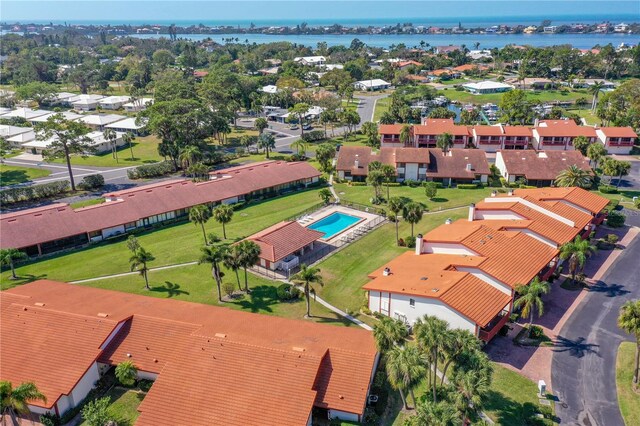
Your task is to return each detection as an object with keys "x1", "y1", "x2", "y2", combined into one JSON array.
[{"x1": 307, "y1": 212, "x2": 361, "y2": 239}]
